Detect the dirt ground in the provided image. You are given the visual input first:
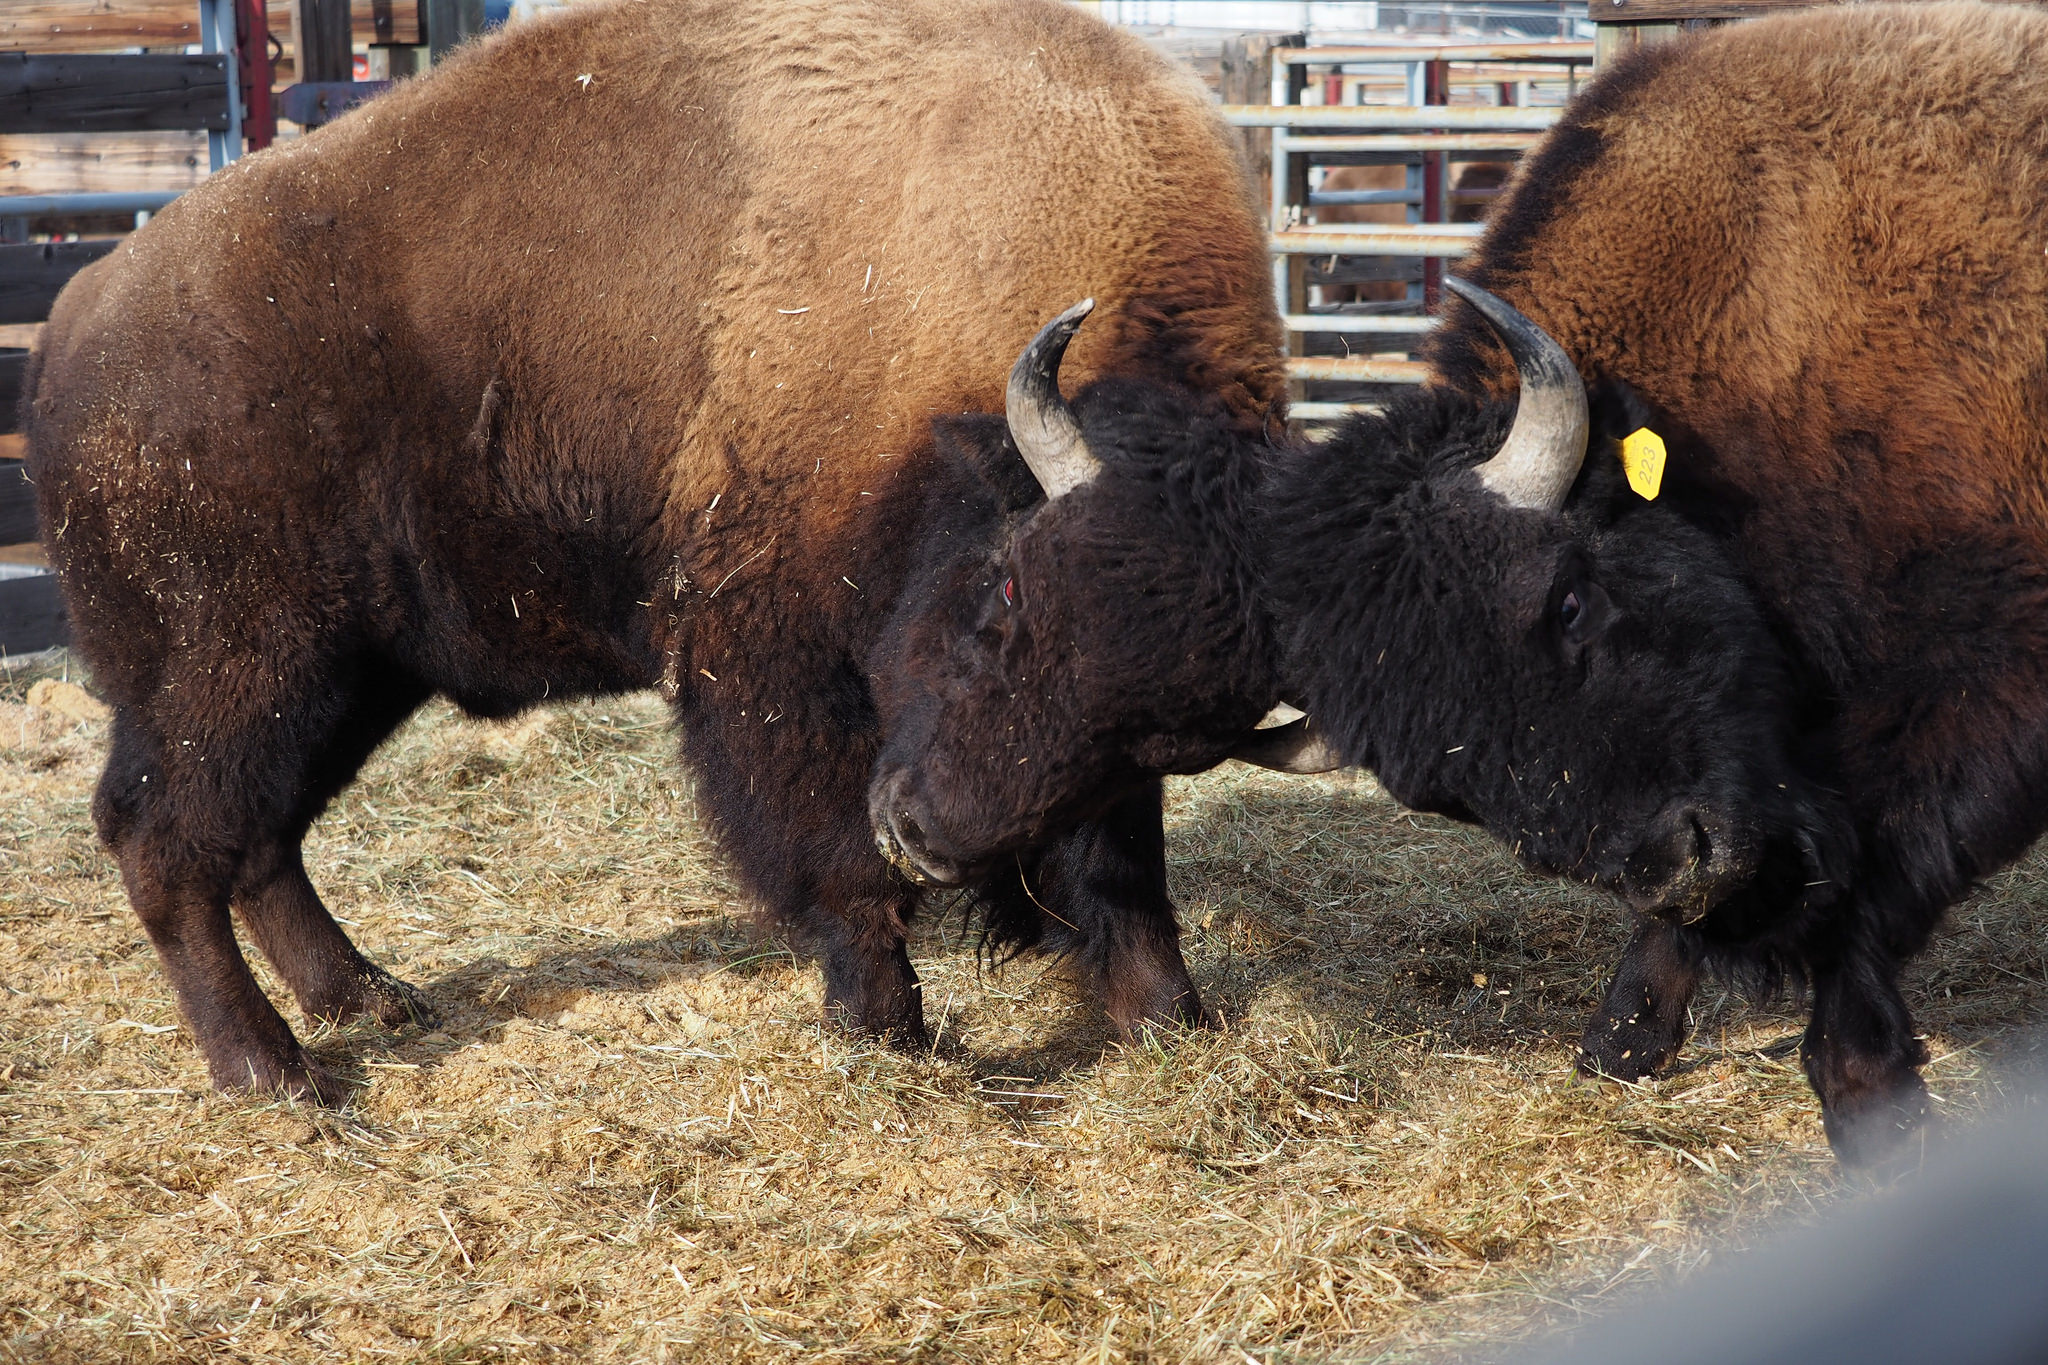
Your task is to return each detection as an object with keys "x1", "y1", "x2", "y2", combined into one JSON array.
[{"x1": 3, "y1": 650, "x2": 2044, "y2": 1363}]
